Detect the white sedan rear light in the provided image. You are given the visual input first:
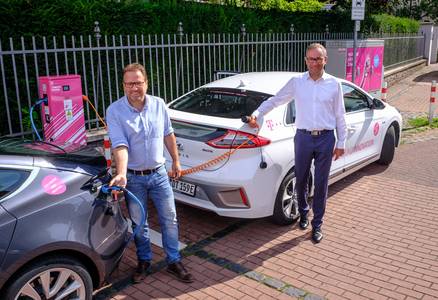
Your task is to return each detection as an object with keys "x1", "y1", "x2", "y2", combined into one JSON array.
[{"x1": 206, "y1": 130, "x2": 270, "y2": 149}]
